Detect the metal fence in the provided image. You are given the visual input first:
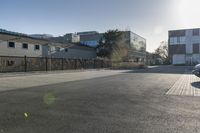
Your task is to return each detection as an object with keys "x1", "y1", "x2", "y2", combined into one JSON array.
[{"x1": 0, "y1": 56, "x2": 111, "y2": 72}]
